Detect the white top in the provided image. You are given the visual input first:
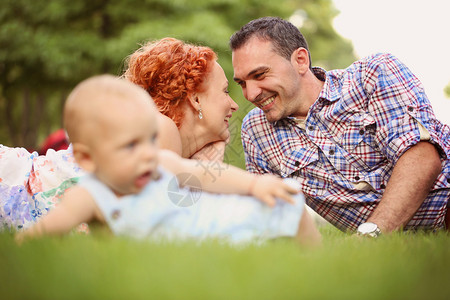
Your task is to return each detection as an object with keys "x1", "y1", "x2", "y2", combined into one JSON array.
[{"x1": 79, "y1": 167, "x2": 305, "y2": 244}]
